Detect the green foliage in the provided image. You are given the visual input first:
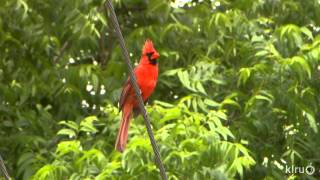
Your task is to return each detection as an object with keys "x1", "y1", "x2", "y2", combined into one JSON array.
[
  {"x1": 0, "y1": 0, "x2": 320, "y2": 179},
  {"x1": 31, "y1": 103, "x2": 255, "y2": 179}
]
